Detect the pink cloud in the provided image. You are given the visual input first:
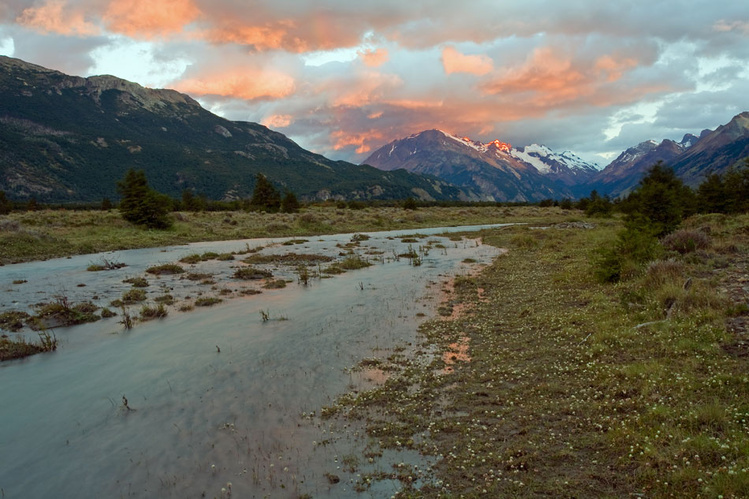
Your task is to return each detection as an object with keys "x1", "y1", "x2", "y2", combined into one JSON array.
[
  {"x1": 174, "y1": 69, "x2": 295, "y2": 100},
  {"x1": 358, "y1": 47, "x2": 389, "y2": 67},
  {"x1": 330, "y1": 71, "x2": 402, "y2": 107},
  {"x1": 16, "y1": 0, "x2": 99, "y2": 36},
  {"x1": 330, "y1": 129, "x2": 384, "y2": 154},
  {"x1": 441, "y1": 45, "x2": 493, "y2": 76},
  {"x1": 103, "y1": 0, "x2": 201, "y2": 39},
  {"x1": 262, "y1": 114, "x2": 293, "y2": 128}
]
